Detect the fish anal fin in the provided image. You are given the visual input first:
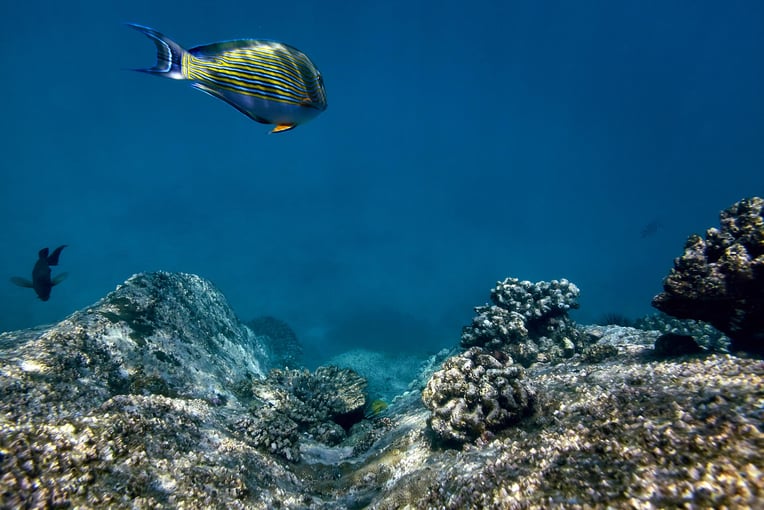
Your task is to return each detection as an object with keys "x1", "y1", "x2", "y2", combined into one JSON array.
[
  {"x1": 52, "y1": 272, "x2": 69, "y2": 286},
  {"x1": 271, "y1": 124, "x2": 296, "y2": 134},
  {"x1": 10, "y1": 277, "x2": 33, "y2": 288},
  {"x1": 192, "y1": 83, "x2": 273, "y2": 125}
]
